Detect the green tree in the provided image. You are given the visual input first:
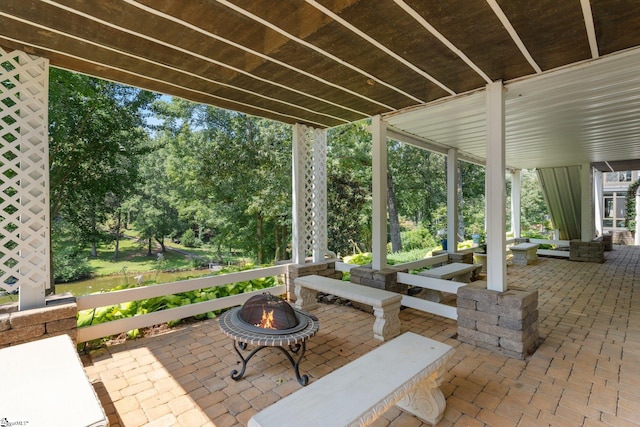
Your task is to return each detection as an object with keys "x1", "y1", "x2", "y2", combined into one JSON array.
[
  {"x1": 521, "y1": 169, "x2": 549, "y2": 230},
  {"x1": 134, "y1": 139, "x2": 181, "y2": 254},
  {"x1": 159, "y1": 102, "x2": 293, "y2": 264},
  {"x1": 48, "y1": 68, "x2": 157, "y2": 256},
  {"x1": 327, "y1": 121, "x2": 372, "y2": 255}
]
